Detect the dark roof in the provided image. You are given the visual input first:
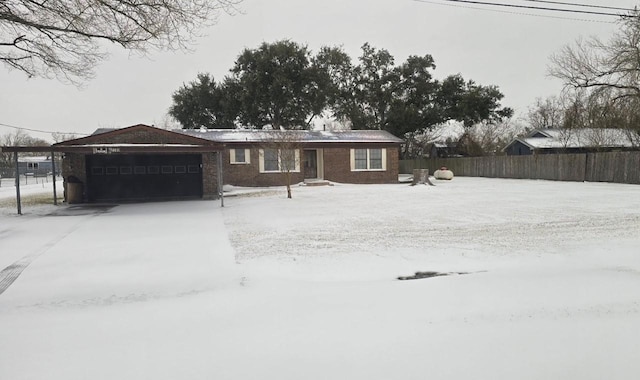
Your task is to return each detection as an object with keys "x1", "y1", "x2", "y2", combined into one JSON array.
[
  {"x1": 177, "y1": 129, "x2": 403, "y2": 144},
  {"x1": 52, "y1": 124, "x2": 223, "y2": 153}
]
